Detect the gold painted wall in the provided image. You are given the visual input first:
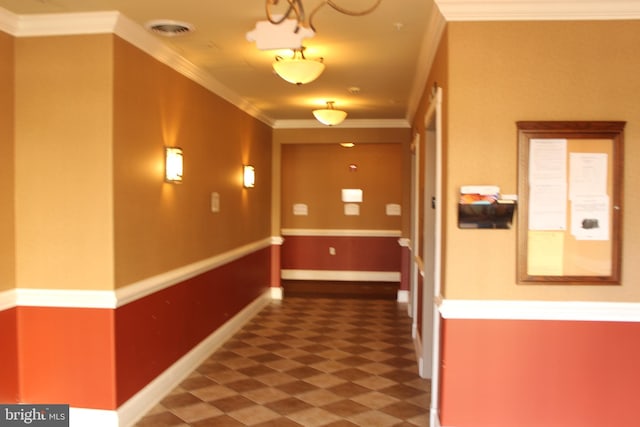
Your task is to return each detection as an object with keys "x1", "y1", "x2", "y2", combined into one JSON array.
[
  {"x1": 112, "y1": 38, "x2": 272, "y2": 287},
  {"x1": 443, "y1": 21, "x2": 640, "y2": 301},
  {"x1": 0, "y1": 31, "x2": 15, "y2": 291},
  {"x1": 281, "y1": 142, "x2": 403, "y2": 230},
  {"x1": 14, "y1": 35, "x2": 114, "y2": 291}
]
